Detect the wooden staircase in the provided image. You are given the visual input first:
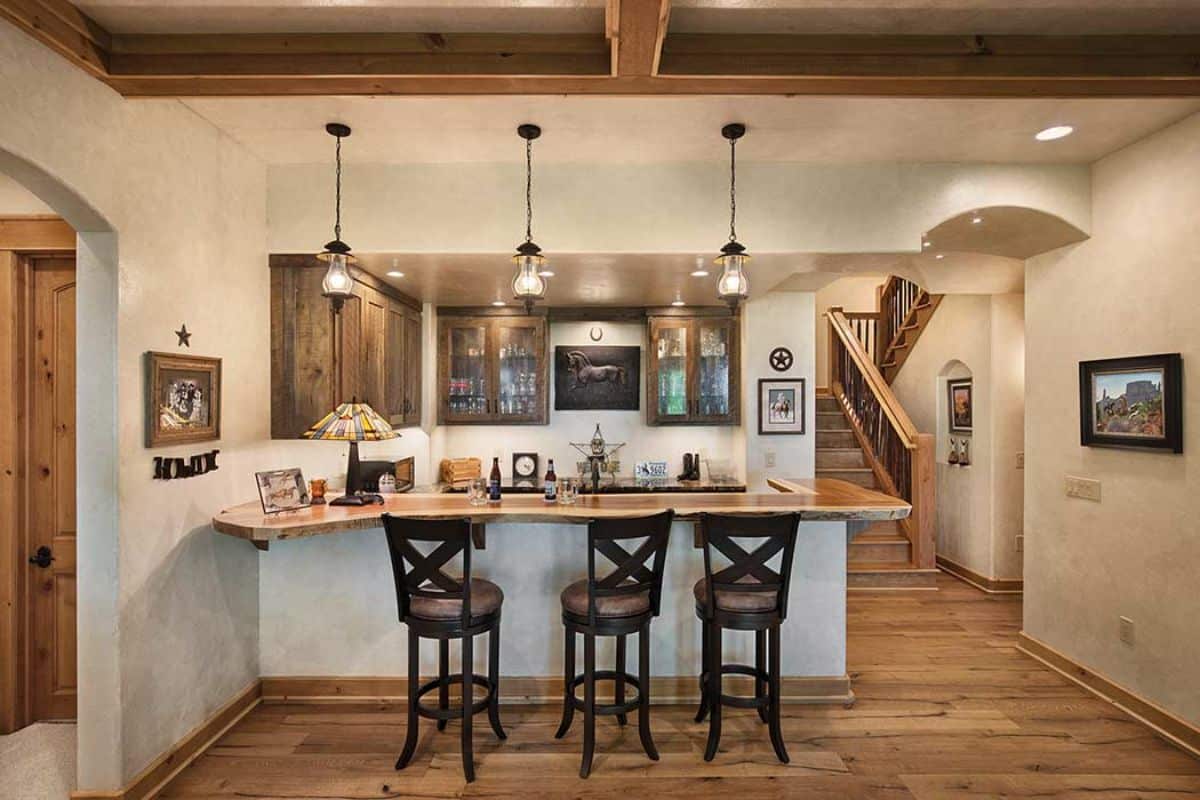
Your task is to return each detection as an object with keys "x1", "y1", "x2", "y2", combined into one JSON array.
[
  {"x1": 877, "y1": 276, "x2": 944, "y2": 384},
  {"x1": 816, "y1": 390, "x2": 938, "y2": 590}
]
